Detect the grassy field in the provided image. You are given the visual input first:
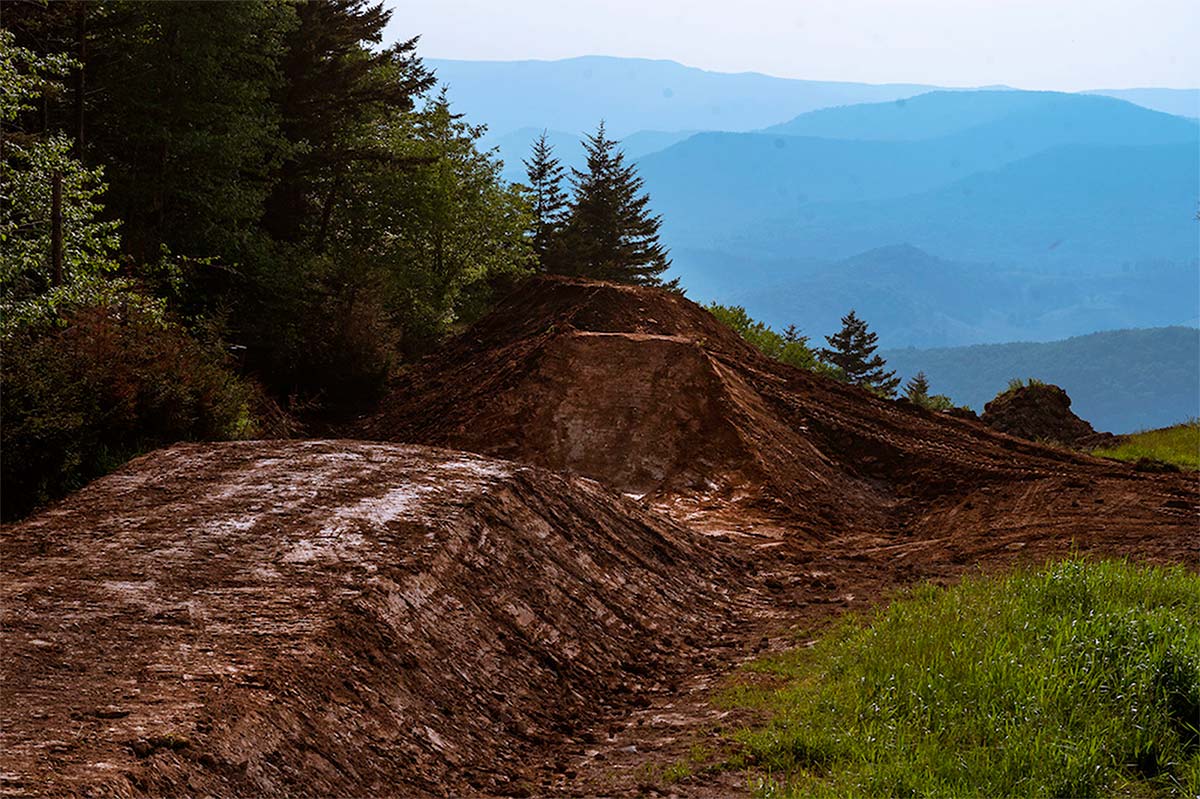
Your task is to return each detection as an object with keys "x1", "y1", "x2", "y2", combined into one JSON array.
[
  {"x1": 719, "y1": 560, "x2": 1200, "y2": 798},
  {"x1": 1094, "y1": 420, "x2": 1200, "y2": 471}
]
